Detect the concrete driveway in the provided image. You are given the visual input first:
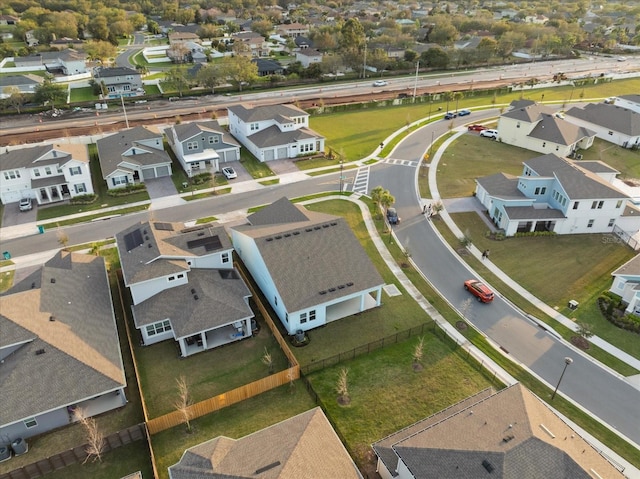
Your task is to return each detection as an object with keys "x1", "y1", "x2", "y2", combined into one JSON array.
[
  {"x1": 2, "y1": 201, "x2": 37, "y2": 227},
  {"x1": 144, "y1": 177, "x2": 178, "y2": 199}
]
